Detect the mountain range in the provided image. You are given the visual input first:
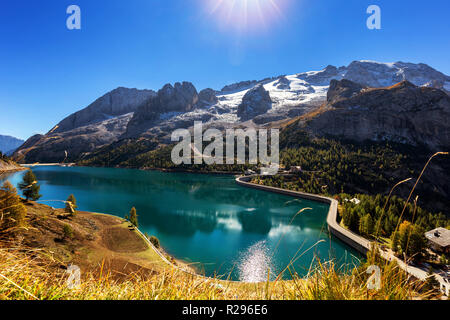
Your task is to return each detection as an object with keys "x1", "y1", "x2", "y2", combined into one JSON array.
[
  {"x1": 13, "y1": 60, "x2": 450, "y2": 164},
  {"x1": 0, "y1": 135, "x2": 24, "y2": 155}
]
